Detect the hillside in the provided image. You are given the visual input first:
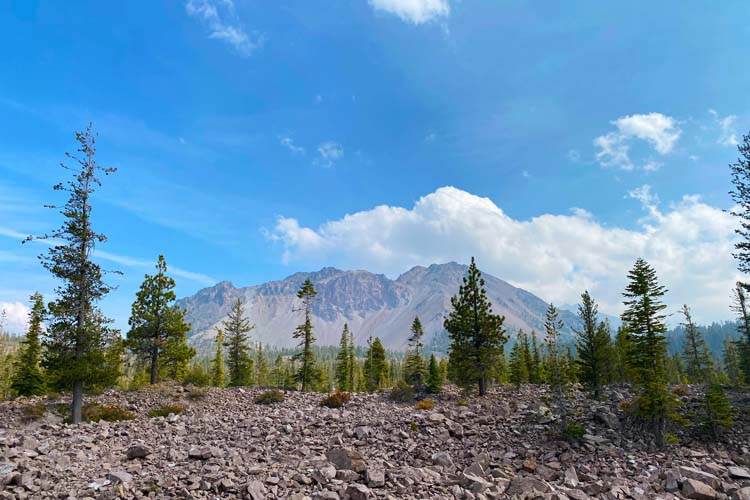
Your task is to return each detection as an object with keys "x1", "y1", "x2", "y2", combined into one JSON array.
[{"x1": 177, "y1": 262, "x2": 582, "y2": 351}]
